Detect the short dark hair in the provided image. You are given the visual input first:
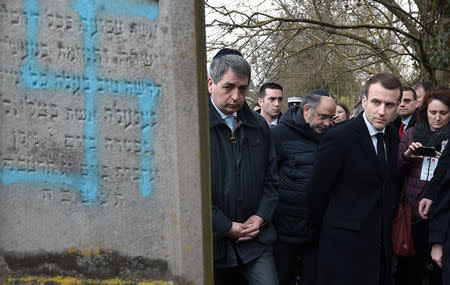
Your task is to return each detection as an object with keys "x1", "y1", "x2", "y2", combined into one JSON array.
[
  {"x1": 402, "y1": 86, "x2": 417, "y2": 100},
  {"x1": 259, "y1": 83, "x2": 283, "y2": 99},
  {"x1": 336, "y1": 102, "x2": 350, "y2": 119},
  {"x1": 417, "y1": 86, "x2": 450, "y2": 123},
  {"x1": 414, "y1": 81, "x2": 433, "y2": 92},
  {"x1": 362, "y1": 73, "x2": 402, "y2": 102}
]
